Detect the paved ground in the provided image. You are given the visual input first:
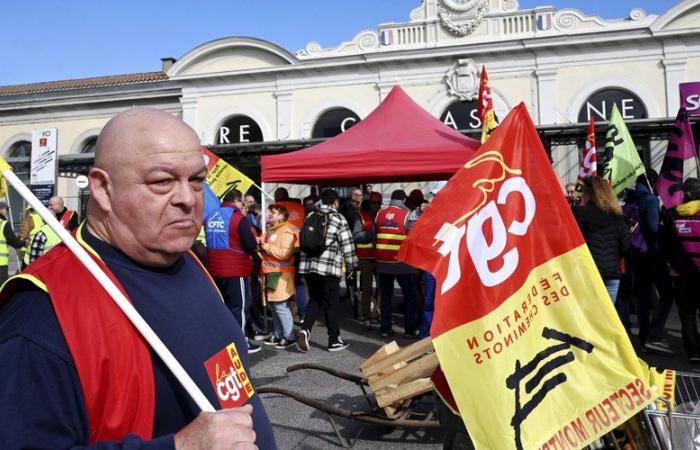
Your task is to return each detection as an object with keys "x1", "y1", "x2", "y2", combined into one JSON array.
[
  {"x1": 248, "y1": 296, "x2": 443, "y2": 450},
  {"x1": 248, "y1": 284, "x2": 699, "y2": 449}
]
